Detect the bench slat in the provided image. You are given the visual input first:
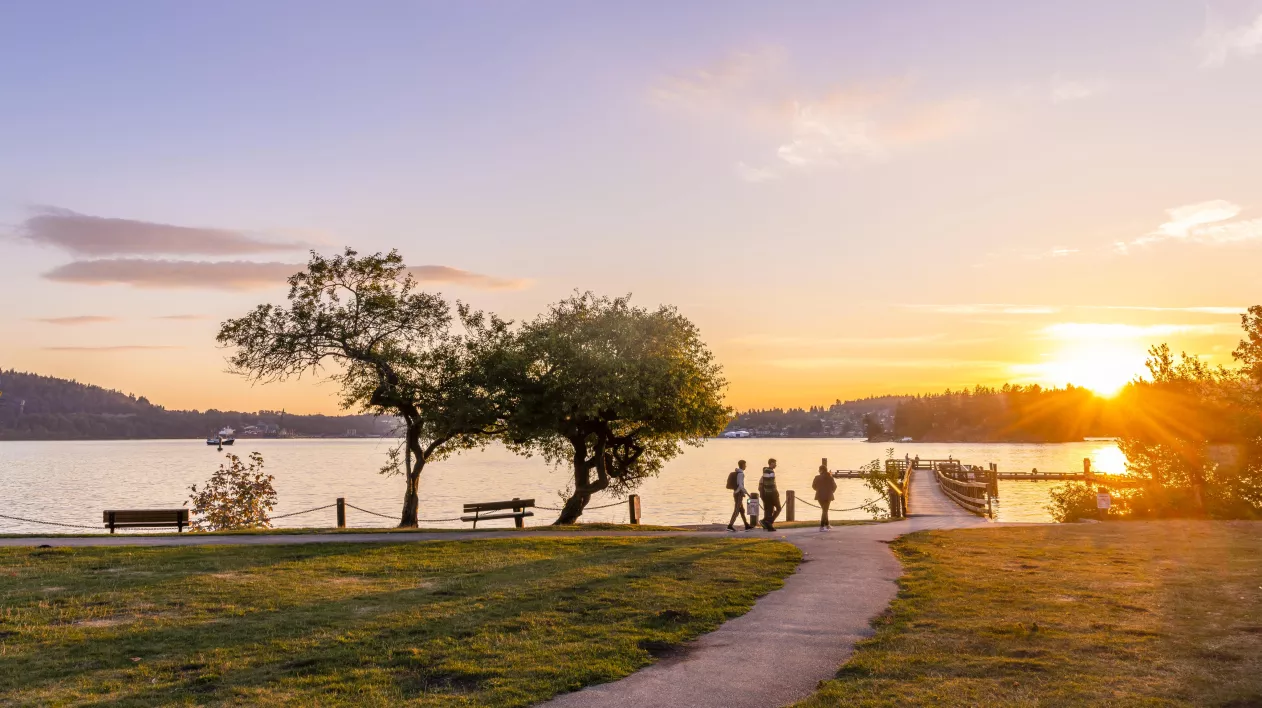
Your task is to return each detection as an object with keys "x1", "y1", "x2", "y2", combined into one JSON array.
[
  {"x1": 460, "y1": 511, "x2": 534, "y2": 523},
  {"x1": 102, "y1": 510, "x2": 189, "y2": 523},
  {"x1": 462, "y1": 499, "x2": 535, "y2": 513}
]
